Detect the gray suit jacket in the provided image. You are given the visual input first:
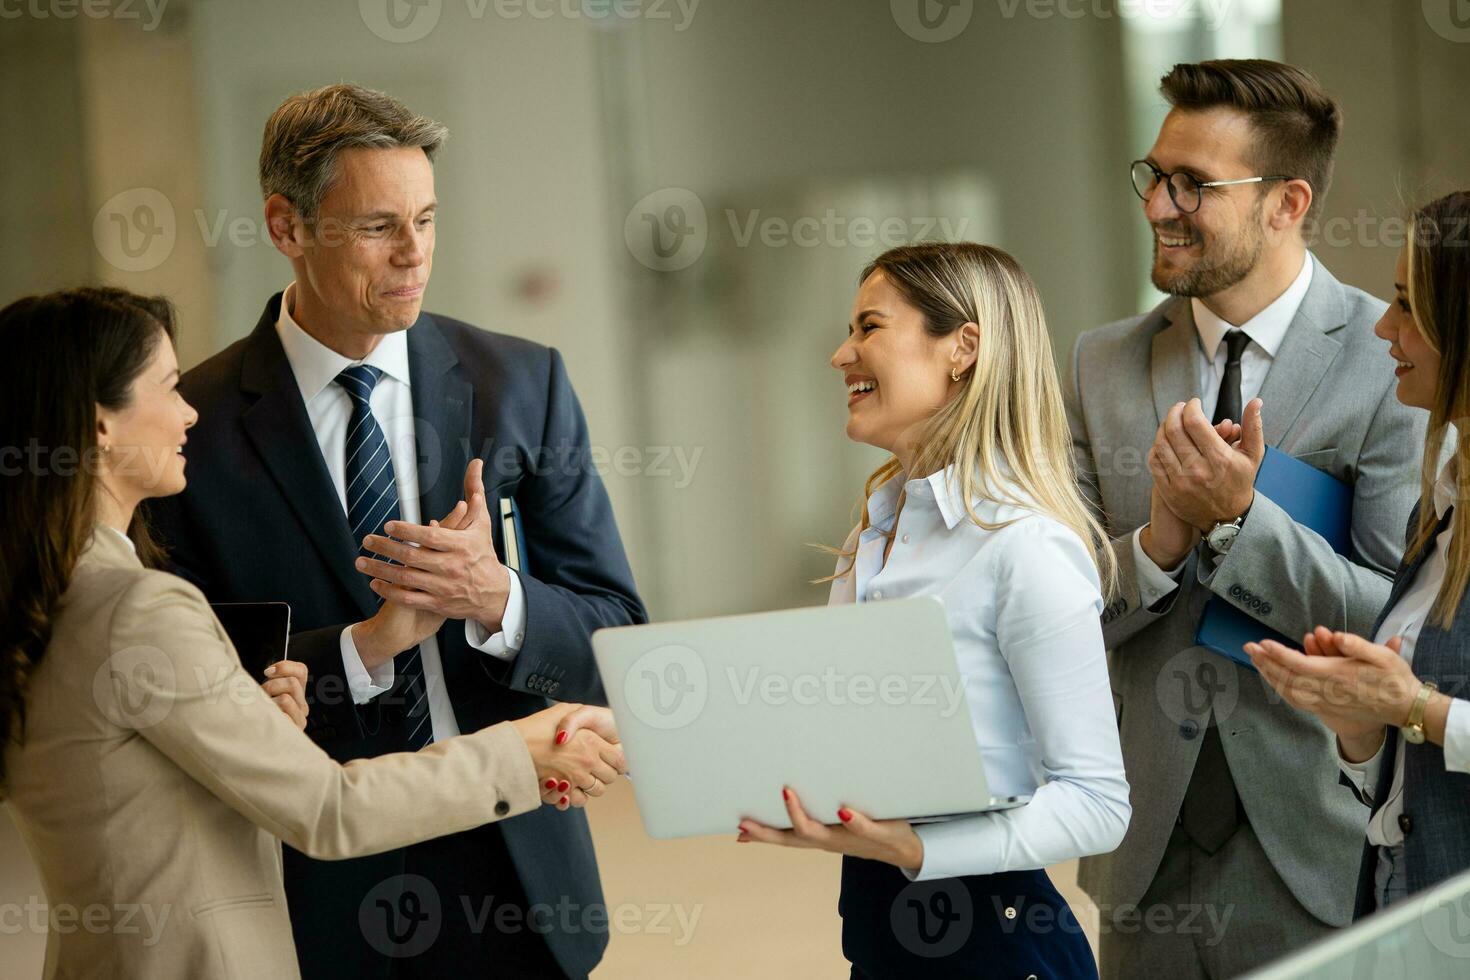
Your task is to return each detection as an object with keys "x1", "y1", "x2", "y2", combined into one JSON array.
[{"x1": 1066, "y1": 258, "x2": 1424, "y2": 927}]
